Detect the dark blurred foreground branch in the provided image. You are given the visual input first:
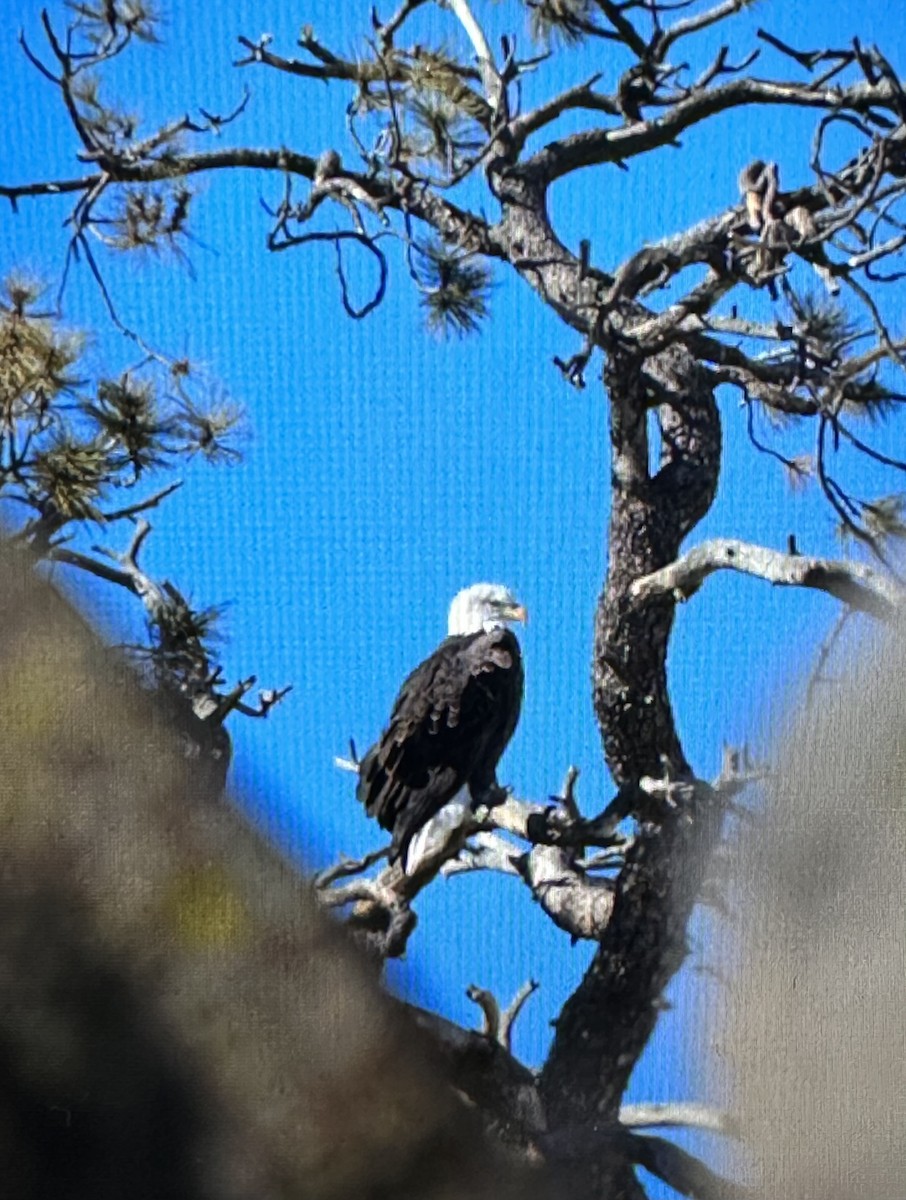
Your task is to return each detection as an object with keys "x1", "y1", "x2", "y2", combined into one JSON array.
[{"x1": 0, "y1": 543, "x2": 551, "y2": 1200}]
